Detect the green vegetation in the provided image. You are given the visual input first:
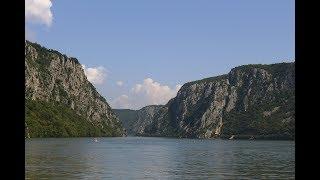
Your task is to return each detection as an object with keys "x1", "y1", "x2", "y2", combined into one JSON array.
[
  {"x1": 183, "y1": 75, "x2": 228, "y2": 87},
  {"x1": 139, "y1": 62, "x2": 295, "y2": 140},
  {"x1": 231, "y1": 62, "x2": 294, "y2": 74},
  {"x1": 26, "y1": 40, "x2": 80, "y2": 64},
  {"x1": 217, "y1": 63, "x2": 295, "y2": 140},
  {"x1": 113, "y1": 109, "x2": 138, "y2": 135},
  {"x1": 25, "y1": 41, "x2": 125, "y2": 138},
  {"x1": 221, "y1": 90, "x2": 295, "y2": 140},
  {"x1": 25, "y1": 100, "x2": 121, "y2": 137}
]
